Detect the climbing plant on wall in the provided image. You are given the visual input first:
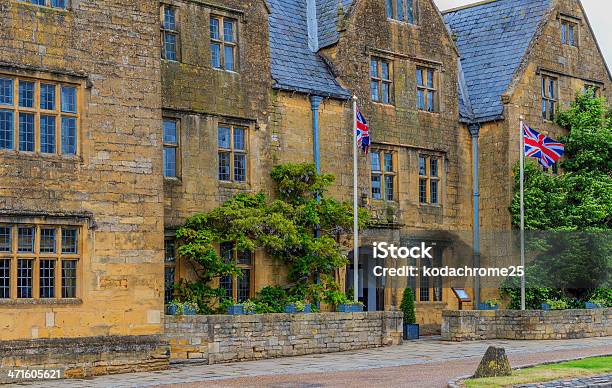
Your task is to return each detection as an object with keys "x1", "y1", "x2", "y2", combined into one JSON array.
[{"x1": 174, "y1": 163, "x2": 370, "y2": 313}]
